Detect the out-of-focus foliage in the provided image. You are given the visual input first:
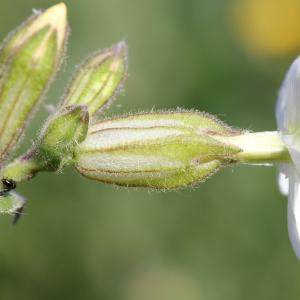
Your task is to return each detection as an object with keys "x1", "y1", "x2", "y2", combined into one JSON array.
[
  {"x1": 0, "y1": 1, "x2": 299, "y2": 300},
  {"x1": 231, "y1": 0, "x2": 300, "y2": 56}
]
